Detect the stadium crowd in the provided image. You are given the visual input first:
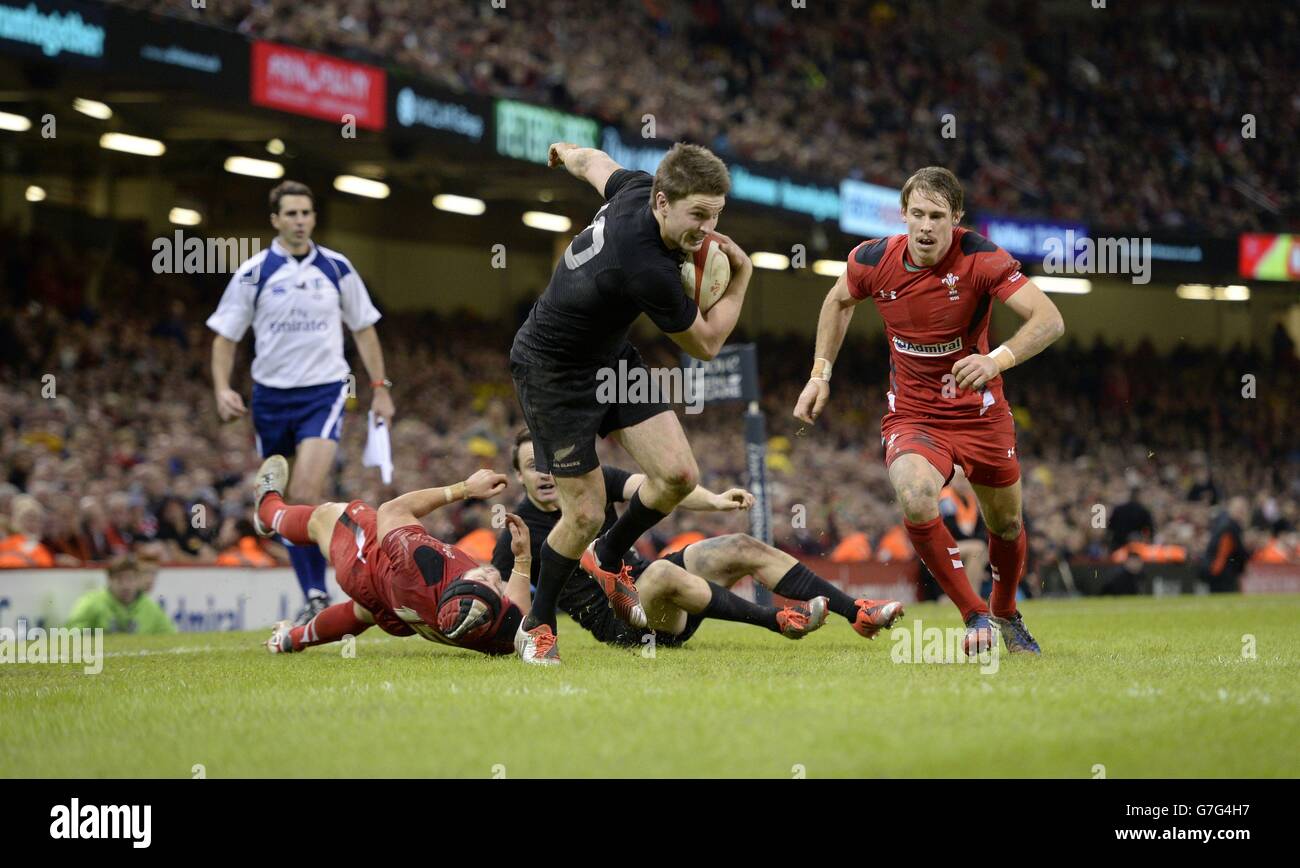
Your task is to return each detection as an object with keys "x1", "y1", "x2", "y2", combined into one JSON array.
[
  {"x1": 2, "y1": 225, "x2": 1298, "y2": 592},
  {"x1": 112, "y1": 0, "x2": 1297, "y2": 235}
]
